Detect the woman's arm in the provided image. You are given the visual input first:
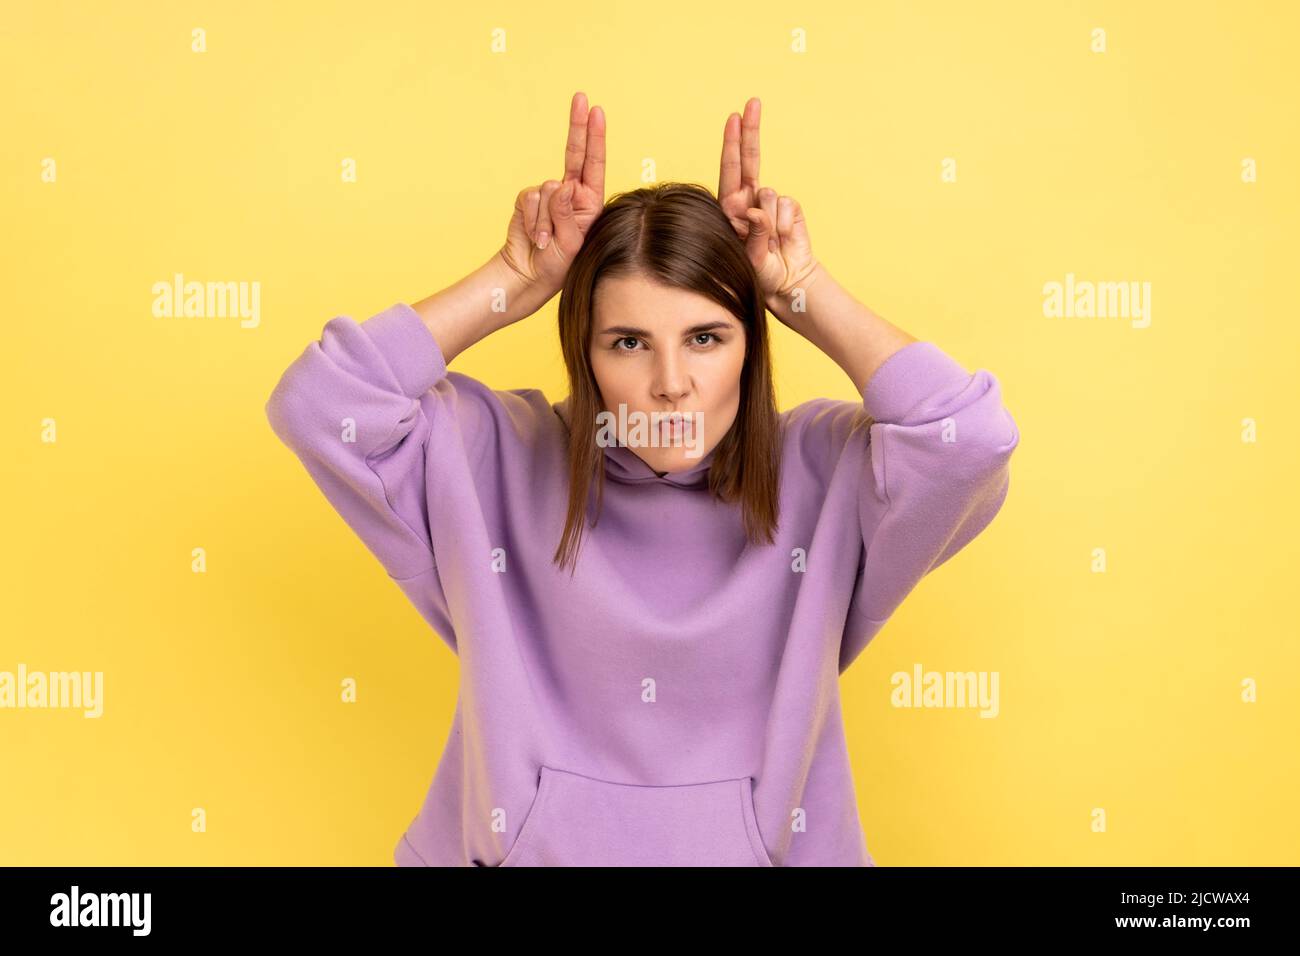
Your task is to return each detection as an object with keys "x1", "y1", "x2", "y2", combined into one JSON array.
[
  {"x1": 717, "y1": 96, "x2": 917, "y2": 395},
  {"x1": 409, "y1": 249, "x2": 548, "y2": 366},
  {"x1": 763, "y1": 263, "x2": 917, "y2": 397},
  {"x1": 418, "y1": 91, "x2": 606, "y2": 365},
  {"x1": 264, "y1": 302, "x2": 447, "y2": 582},
  {"x1": 265, "y1": 92, "x2": 606, "y2": 584},
  {"x1": 720, "y1": 97, "x2": 1018, "y2": 674}
]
